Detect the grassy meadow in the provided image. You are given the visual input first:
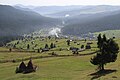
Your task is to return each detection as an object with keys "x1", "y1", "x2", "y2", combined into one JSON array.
[
  {"x1": 94, "y1": 30, "x2": 120, "y2": 38},
  {"x1": 0, "y1": 38, "x2": 120, "y2": 80}
]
